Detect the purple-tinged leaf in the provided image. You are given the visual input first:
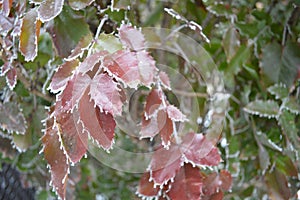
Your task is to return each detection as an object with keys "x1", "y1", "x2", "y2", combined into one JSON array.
[
  {"x1": 149, "y1": 145, "x2": 182, "y2": 185},
  {"x1": 167, "y1": 164, "x2": 203, "y2": 200},
  {"x1": 2, "y1": 0, "x2": 13, "y2": 17},
  {"x1": 90, "y1": 73, "x2": 123, "y2": 116},
  {"x1": 59, "y1": 73, "x2": 91, "y2": 112},
  {"x1": 166, "y1": 105, "x2": 187, "y2": 122},
  {"x1": 136, "y1": 51, "x2": 157, "y2": 87},
  {"x1": 79, "y1": 90, "x2": 116, "y2": 150},
  {"x1": 38, "y1": 0, "x2": 64, "y2": 22},
  {"x1": 118, "y1": 24, "x2": 145, "y2": 51},
  {"x1": 75, "y1": 51, "x2": 108, "y2": 75},
  {"x1": 144, "y1": 89, "x2": 163, "y2": 118},
  {"x1": 159, "y1": 71, "x2": 171, "y2": 89},
  {"x1": 49, "y1": 59, "x2": 79, "y2": 93},
  {"x1": 137, "y1": 172, "x2": 160, "y2": 198},
  {"x1": 6, "y1": 67, "x2": 17, "y2": 90},
  {"x1": 157, "y1": 110, "x2": 173, "y2": 148},
  {"x1": 42, "y1": 118, "x2": 69, "y2": 200},
  {"x1": 0, "y1": 13, "x2": 14, "y2": 34},
  {"x1": 0, "y1": 102, "x2": 26, "y2": 134},
  {"x1": 68, "y1": 0, "x2": 94, "y2": 10},
  {"x1": 181, "y1": 132, "x2": 221, "y2": 167},
  {"x1": 0, "y1": 62, "x2": 11, "y2": 76},
  {"x1": 56, "y1": 111, "x2": 88, "y2": 163},
  {"x1": 19, "y1": 9, "x2": 41, "y2": 61},
  {"x1": 104, "y1": 50, "x2": 140, "y2": 88}
]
